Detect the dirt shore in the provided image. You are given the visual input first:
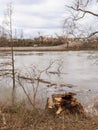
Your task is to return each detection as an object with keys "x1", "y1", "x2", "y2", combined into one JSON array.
[
  {"x1": 0, "y1": 41, "x2": 98, "y2": 51},
  {"x1": 0, "y1": 44, "x2": 67, "y2": 51},
  {"x1": 0, "y1": 41, "x2": 84, "y2": 51},
  {"x1": 0, "y1": 106, "x2": 98, "y2": 130}
]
